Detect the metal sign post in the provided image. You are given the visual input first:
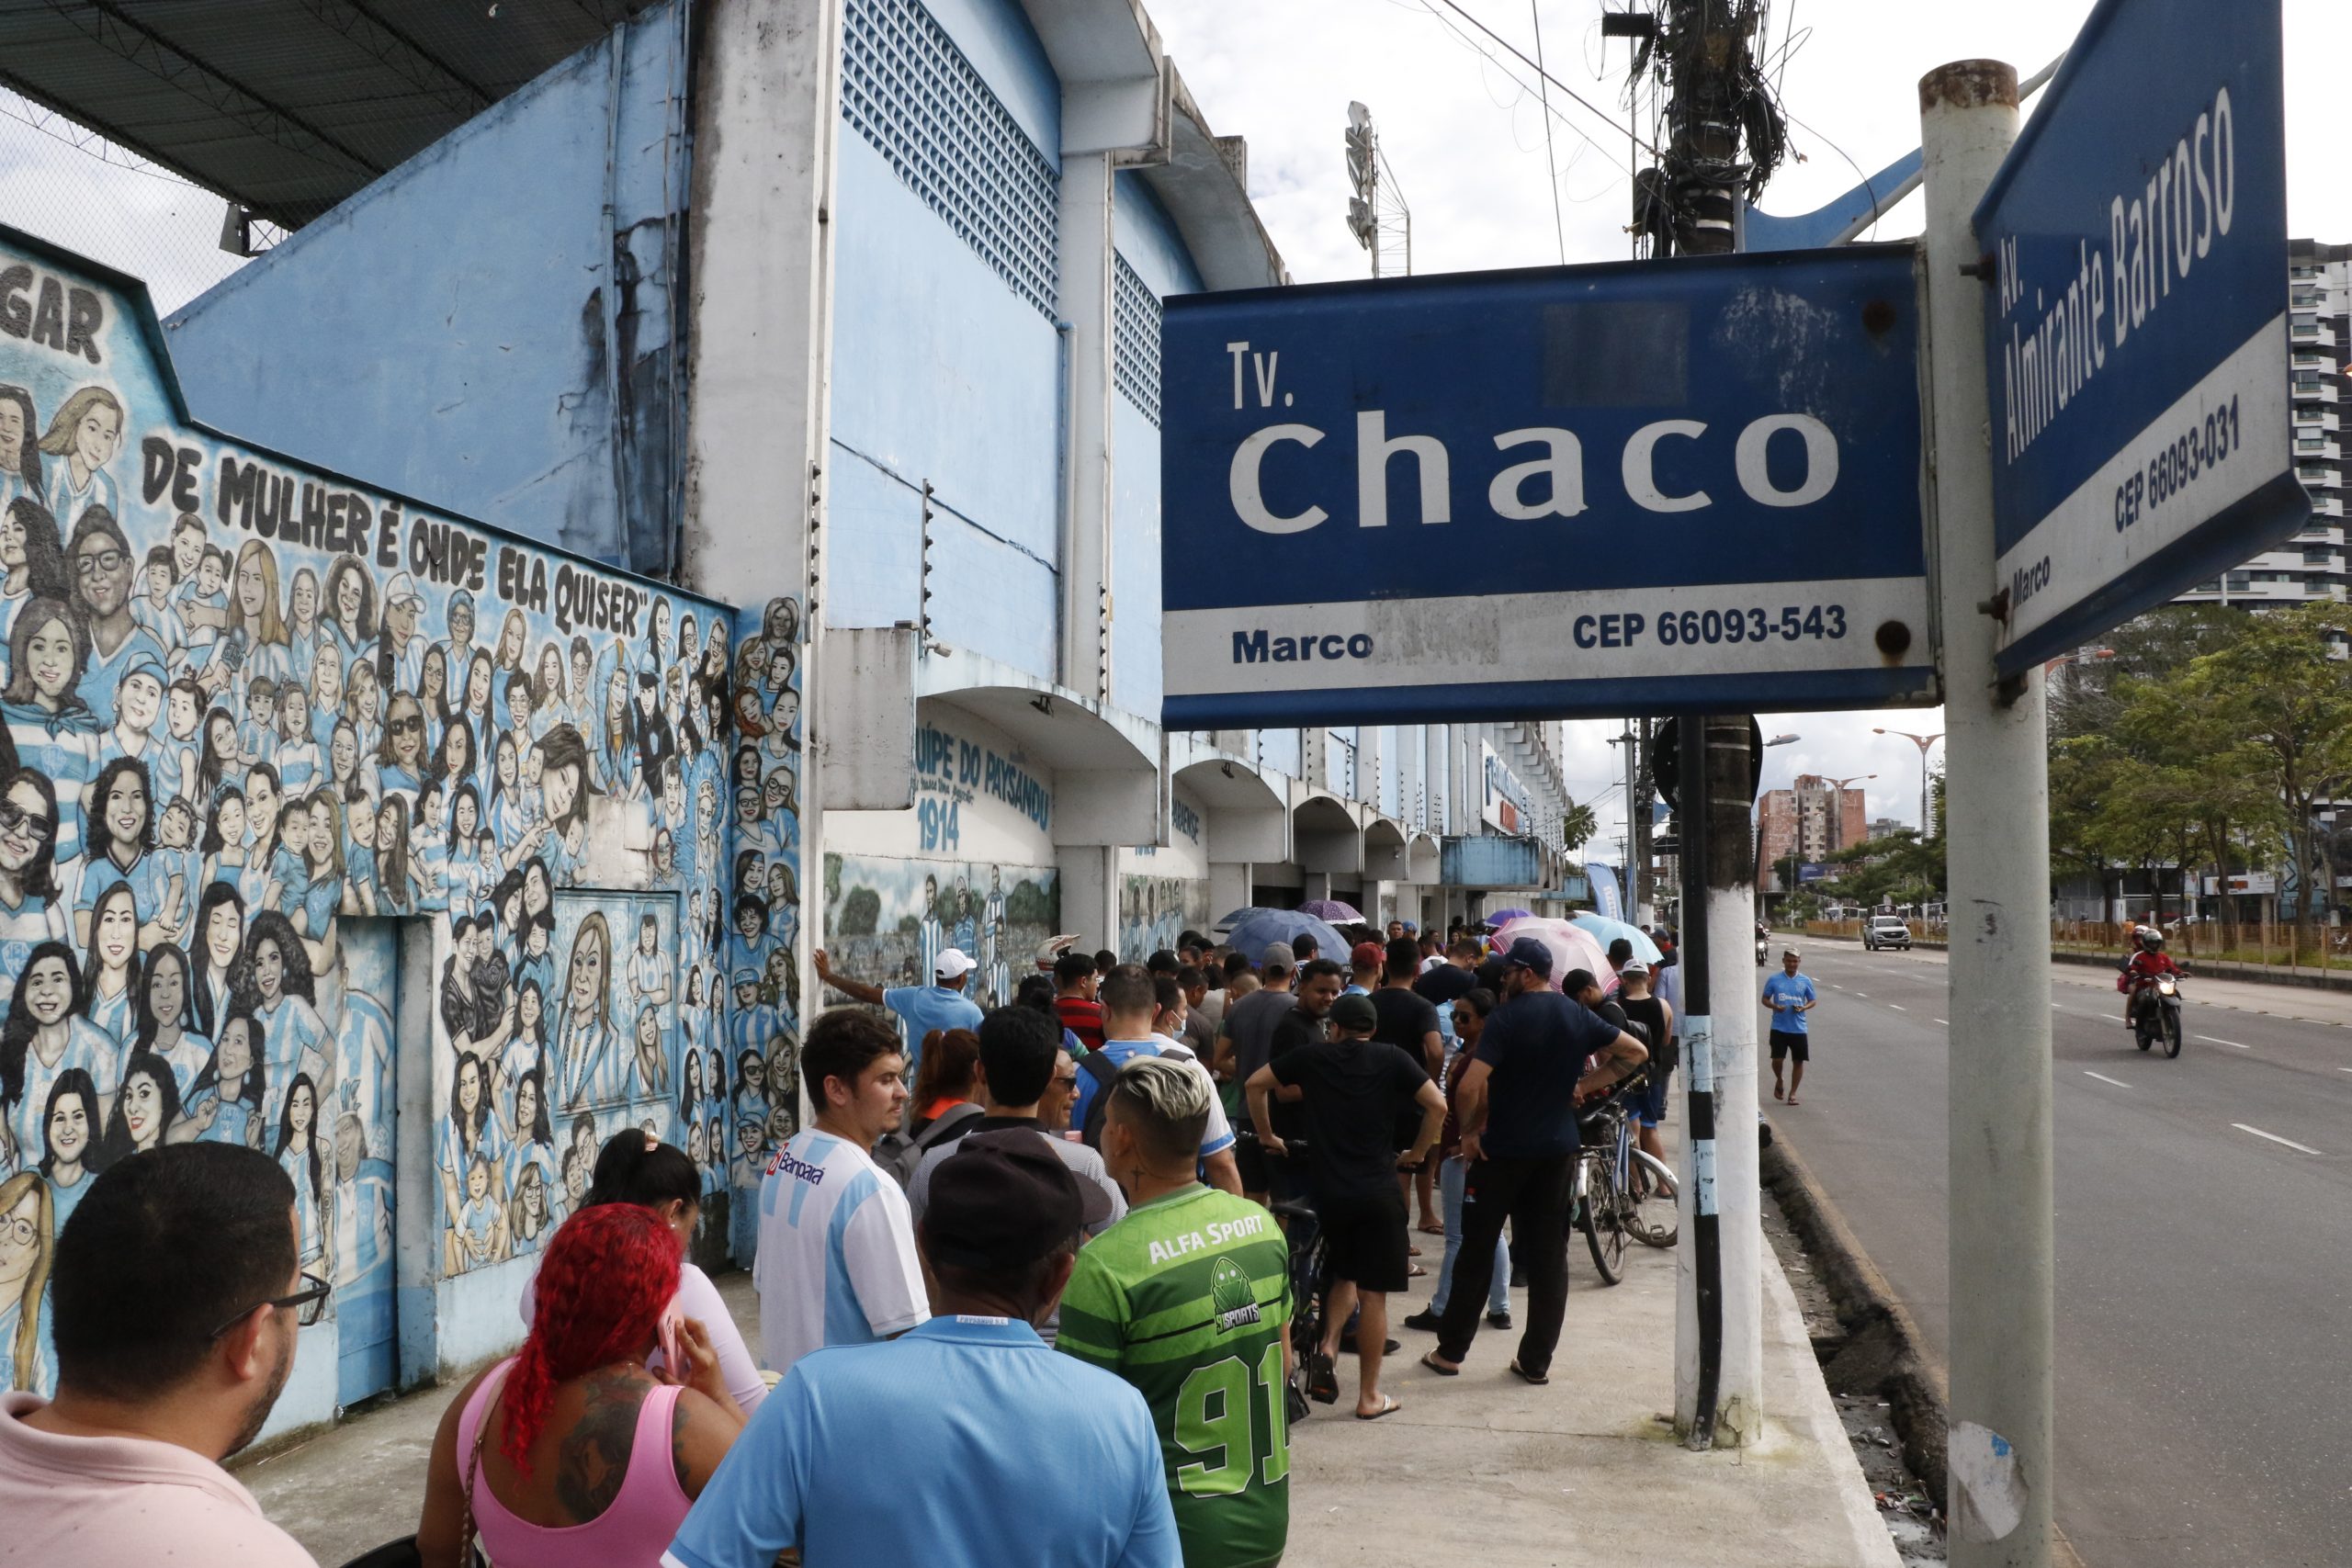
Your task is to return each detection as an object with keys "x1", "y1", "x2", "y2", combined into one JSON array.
[{"x1": 1921, "y1": 60, "x2": 2053, "y2": 1565}]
